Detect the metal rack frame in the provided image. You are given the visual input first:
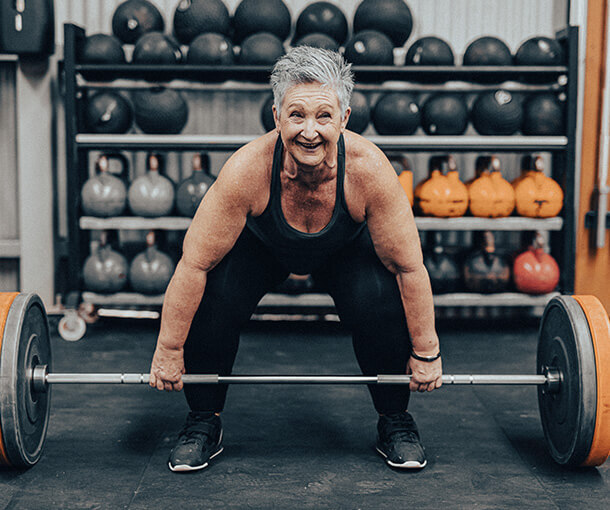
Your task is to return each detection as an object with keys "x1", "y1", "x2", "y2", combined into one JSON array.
[{"x1": 59, "y1": 23, "x2": 580, "y2": 316}]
